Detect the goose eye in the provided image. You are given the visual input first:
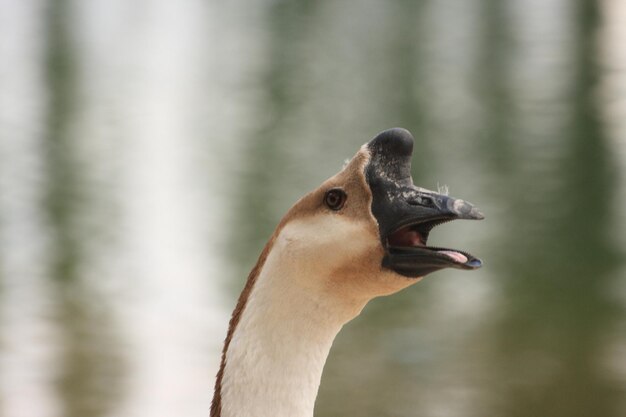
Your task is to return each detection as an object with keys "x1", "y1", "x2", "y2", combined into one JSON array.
[{"x1": 324, "y1": 188, "x2": 347, "y2": 211}]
